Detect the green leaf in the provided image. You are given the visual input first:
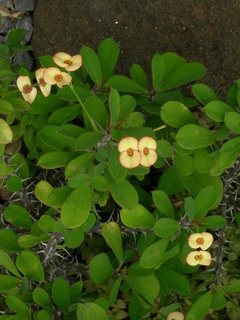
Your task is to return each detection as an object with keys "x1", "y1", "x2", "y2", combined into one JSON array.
[
  {"x1": 186, "y1": 290, "x2": 212, "y2": 320},
  {"x1": 0, "y1": 274, "x2": 21, "y2": 293},
  {"x1": 0, "y1": 229, "x2": 21, "y2": 252},
  {"x1": 81, "y1": 45, "x2": 102, "y2": 85},
  {"x1": 18, "y1": 235, "x2": 41, "y2": 248},
  {"x1": 152, "y1": 190, "x2": 174, "y2": 218},
  {"x1": 7, "y1": 28, "x2": 24, "y2": 45},
  {"x1": 35, "y1": 180, "x2": 53, "y2": 206},
  {"x1": 123, "y1": 111, "x2": 143, "y2": 128},
  {"x1": 224, "y1": 279, "x2": 240, "y2": 293},
  {"x1": 108, "y1": 144, "x2": 127, "y2": 181},
  {"x1": 120, "y1": 204, "x2": 155, "y2": 228},
  {"x1": 4, "y1": 205, "x2": 33, "y2": 228},
  {"x1": 157, "y1": 266, "x2": 190, "y2": 295},
  {"x1": 6, "y1": 176, "x2": 22, "y2": 192},
  {"x1": 210, "y1": 287, "x2": 227, "y2": 311},
  {"x1": 160, "y1": 62, "x2": 206, "y2": 92},
  {"x1": 109, "y1": 88, "x2": 120, "y2": 125},
  {"x1": 219, "y1": 137, "x2": 240, "y2": 169},
  {"x1": 65, "y1": 153, "x2": 95, "y2": 178},
  {"x1": 118, "y1": 95, "x2": 137, "y2": 122},
  {"x1": 8, "y1": 98, "x2": 31, "y2": 111},
  {"x1": 77, "y1": 302, "x2": 108, "y2": 320},
  {"x1": 204, "y1": 101, "x2": 233, "y2": 122},
  {"x1": 194, "y1": 186, "x2": 220, "y2": 219},
  {"x1": 70, "y1": 280, "x2": 83, "y2": 303},
  {"x1": 174, "y1": 154, "x2": 194, "y2": 176},
  {"x1": 157, "y1": 140, "x2": 174, "y2": 158},
  {"x1": 109, "y1": 278, "x2": 121, "y2": 307},
  {"x1": 91, "y1": 175, "x2": 108, "y2": 192},
  {"x1": 192, "y1": 83, "x2": 219, "y2": 105},
  {"x1": 85, "y1": 96, "x2": 108, "y2": 129},
  {"x1": 47, "y1": 186, "x2": 73, "y2": 209},
  {"x1": 52, "y1": 278, "x2": 70, "y2": 313},
  {"x1": 0, "y1": 119, "x2": 13, "y2": 144},
  {"x1": 98, "y1": 37, "x2": 119, "y2": 81},
  {"x1": 199, "y1": 216, "x2": 226, "y2": 229},
  {"x1": 151, "y1": 53, "x2": 165, "y2": 90},
  {"x1": 176, "y1": 124, "x2": 216, "y2": 150},
  {"x1": 158, "y1": 167, "x2": 184, "y2": 195},
  {"x1": 130, "y1": 64, "x2": 148, "y2": 88},
  {"x1": 184, "y1": 196, "x2": 196, "y2": 221},
  {"x1": 75, "y1": 131, "x2": 105, "y2": 151},
  {"x1": 64, "y1": 227, "x2": 84, "y2": 249},
  {"x1": 16, "y1": 250, "x2": 44, "y2": 282},
  {"x1": 6, "y1": 295, "x2": 30, "y2": 314},
  {"x1": 224, "y1": 111, "x2": 240, "y2": 134},
  {"x1": 0, "y1": 44, "x2": 9, "y2": 58},
  {"x1": 37, "y1": 310, "x2": 52, "y2": 320},
  {"x1": 154, "y1": 218, "x2": 179, "y2": 238},
  {"x1": 48, "y1": 105, "x2": 80, "y2": 125},
  {"x1": 61, "y1": 184, "x2": 92, "y2": 228},
  {"x1": 140, "y1": 238, "x2": 169, "y2": 269},
  {"x1": 89, "y1": 253, "x2": 114, "y2": 285},
  {"x1": 106, "y1": 170, "x2": 138, "y2": 210},
  {"x1": 102, "y1": 222, "x2": 123, "y2": 264},
  {"x1": 125, "y1": 274, "x2": 159, "y2": 308},
  {"x1": 38, "y1": 215, "x2": 56, "y2": 232},
  {"x1": 108, "y1": 75, "x2": 148, "y2": 94},
  {"x1": 31, "y1": 94, "x2": 65, "y2": 114},
  {"x1": 38, "y1": 151, "x2": 74, "y2": 168},
  {"x1": 33, "y1": 287, "x2": 51, "y2": 307},
  {"x1": 0, "y1": 69, "x2": 15, "y2": 80},
  {"x1": 0, "y1": 99, "x2": 13, "y2": 114},
  {"x1": 0, "y1": 249, "x2": 21, "y2": 278},
  {"x1": 193, "y1": 149, "x2": 212, "y2": 173}
]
